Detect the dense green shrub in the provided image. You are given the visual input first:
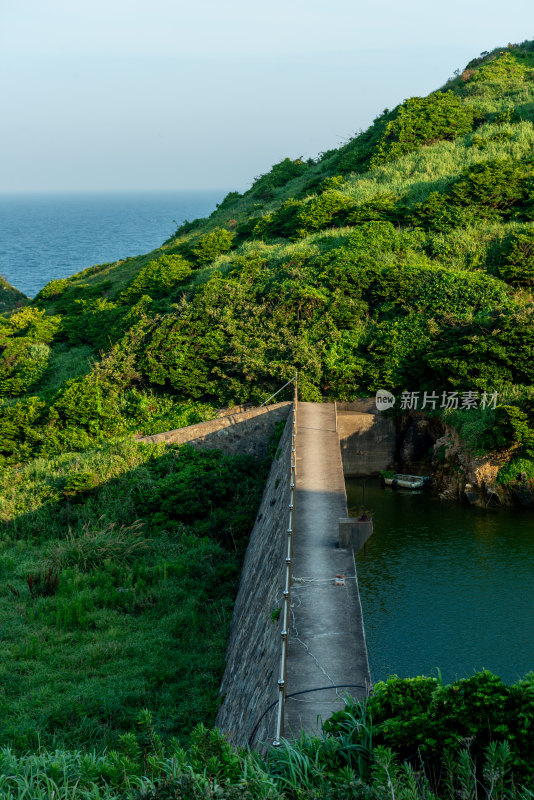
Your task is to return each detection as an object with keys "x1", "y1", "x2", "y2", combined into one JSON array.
[
  {"x1": 365, "y1": 263, "x2": 508, "y2": 318},
  {"x1": 132, "y1": 446, "x2": 264, "y2": 551},
  {"x1": 166, "y1": 216, "x2": 208, "y2": 241},
  {"x1": 120, "y1": 390, "x2": 216, "y2": 435},
  {"x1": 51, "y1": 372, "x2": 121, "y2": 432},
  {"x1": 60, "y1": 297, "x2": 122, "y2": 348},
  {"x1": 448, "y1": 158, "x2": 534, "y2": 218},
  {"x1": 0, "y1": 275, "x2": 27, "y2": 312},
  {"x1": 2, "y1": 306, "x2": 60, "y2": 343},
  {"x1": 0, "y1": 310, "x2": 61, "y2": 444},
  {"x1": 490, "y1": 225, "x2": 534, "y2": 284},
  {"x1": 412, "y1": 158, "x2": 534, "y2": 229},
  {"x1": 467, "y1": 50, "x2": 529, "y2": 94},
  {"x1": 296, "y1": 190, "x2": 356, "y2": 233},
  {"x1": 346, "y1": 193, "x2": 407, "y2": 226},
  {"x1": 326, "y1": 671, "x2": 534, "y2": 786},
  {"x1": 250, "y1": 157, "x2": 309, "y2": 197},
  {"x1": 215, "y1": 190, "x2": 242, "y2": 211},
  {"x1": 0, "y1": 339, "x2": 51, "y2": 396},
  {"x1": 192, "y1": 228, "x2": 235, "y2": 266},
  {"x1": 45, "y1": 342, "x2": 142, "y2": 450},
  {"x1": 120, "y1": 254, "x2": 193, "y2": 304},
  {"x1": 61, "y1": 469, "x2": 100, "y2": 498},
  {"x1": 254, "y1": 199, "x2": 303, "y2": 239},
  {"x1": 318, "y1": 175, "x2": 346, "y2": 192},
  {"x1": 0, "y1": 395, "x2": 46, "y2": 464},
  {"x1": 371, "y1": 91, "x2": 475, "y2": 167},
  {"x1": 48, "y1": 280, "x2": 114, "y2": 317},
  {"x1": 410, "y1": 189, "x2": 476, "y2": 231},
  {"x1": 34, "y1": 278, "x2": 70, "y2": 301},
  {"x1": 498, "y1": 455, "x2": 534, "y2": 484},
  {"x1": 135, "y1": 310, "x2": 225, "y2": 399}
]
